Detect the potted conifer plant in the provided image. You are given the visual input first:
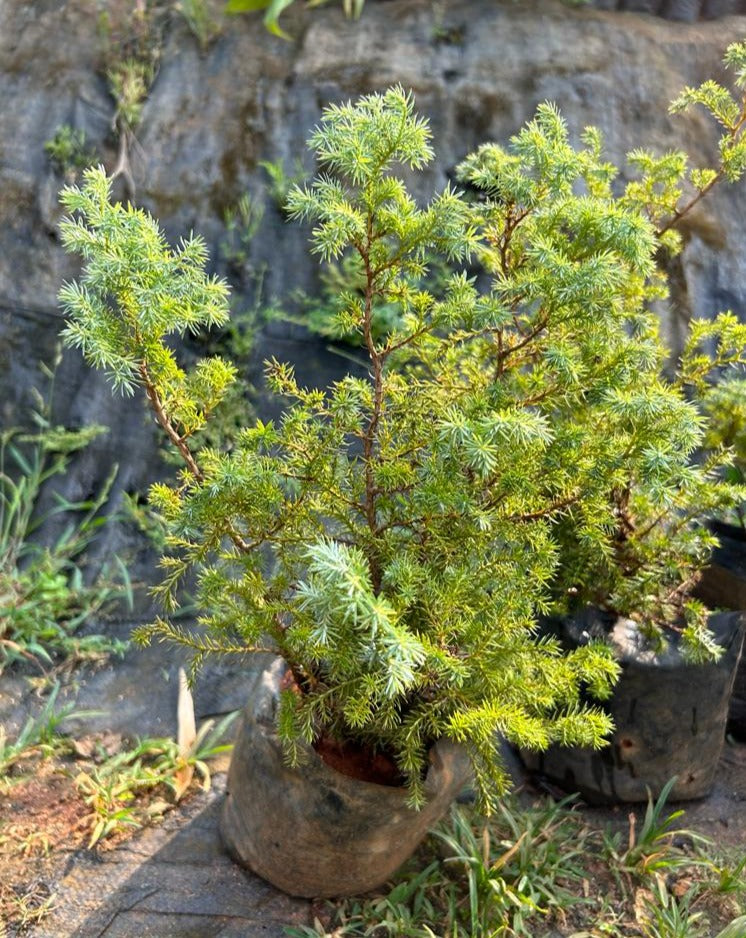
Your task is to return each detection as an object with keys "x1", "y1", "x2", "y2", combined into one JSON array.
[
  {"x1": 57, "y1": 88, "x2": 621, "y2": 897},
  {"x1": 450, "y1": 41, "x2": 746, "y2": 802},
  {"x1": 57, "y1": 38, "x2": 746, "y2": 886}
]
